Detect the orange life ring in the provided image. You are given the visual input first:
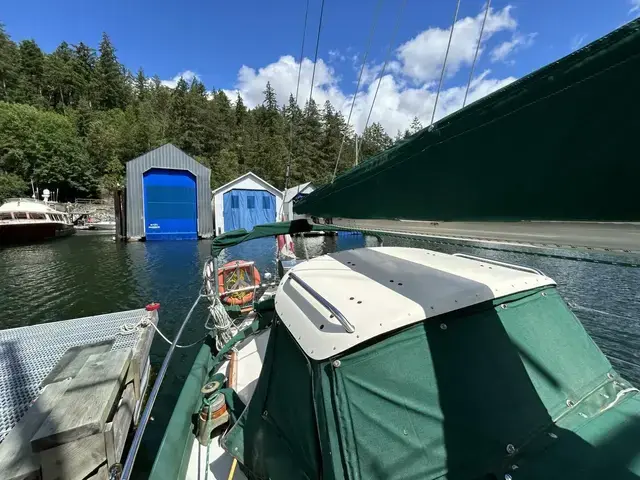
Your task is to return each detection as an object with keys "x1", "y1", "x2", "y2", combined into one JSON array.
[{"x1": 217, "y1": 261, "x2": 261, "y2": 306}]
